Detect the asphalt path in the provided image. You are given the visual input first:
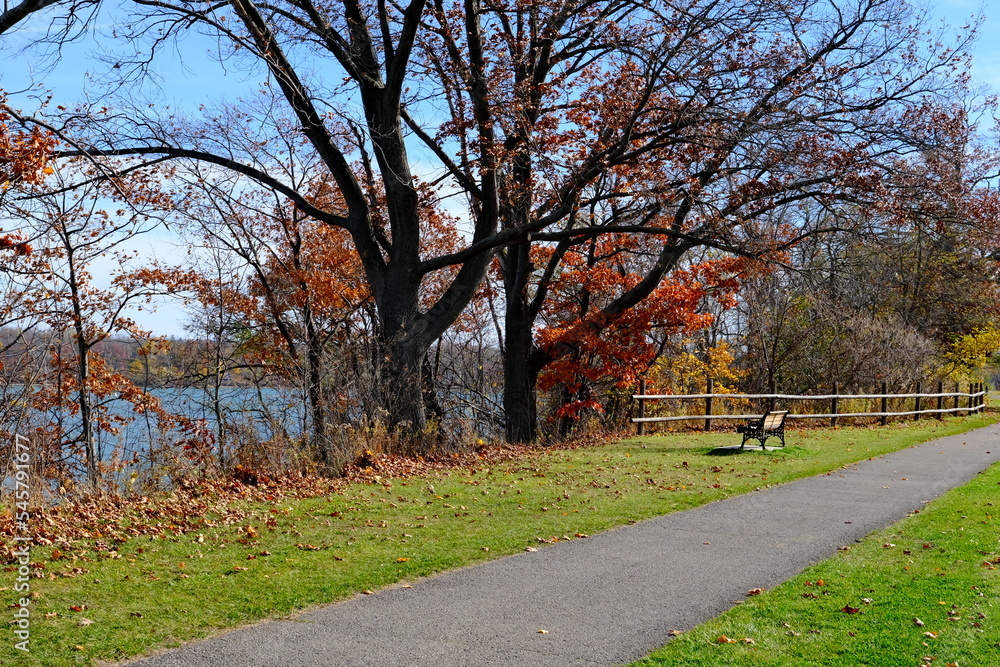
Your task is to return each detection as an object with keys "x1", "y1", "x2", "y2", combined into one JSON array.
[{"x1": 124, "y1": 423, "x2": 1000, "y2": 667}]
